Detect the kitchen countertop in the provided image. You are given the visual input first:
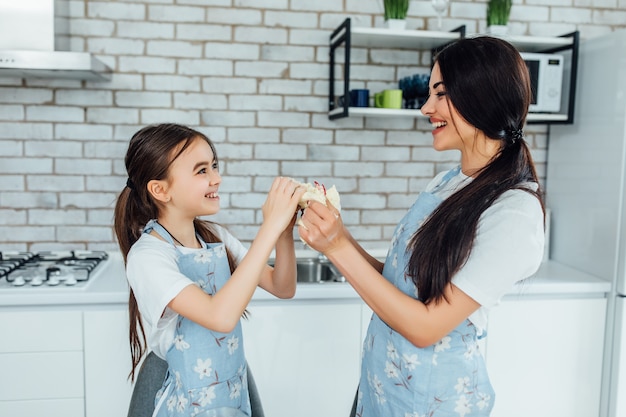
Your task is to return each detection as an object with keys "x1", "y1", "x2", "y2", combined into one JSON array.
[{"x1": 0, "y1": 250, "x2": 612, "y2": 309}]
